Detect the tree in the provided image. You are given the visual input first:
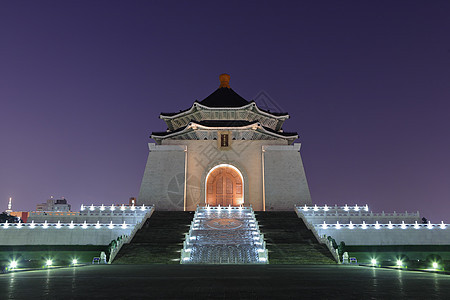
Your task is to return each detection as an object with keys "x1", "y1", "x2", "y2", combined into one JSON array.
[{"x1": 0, "y1": 212, "x2": 19, "y2": 223}]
